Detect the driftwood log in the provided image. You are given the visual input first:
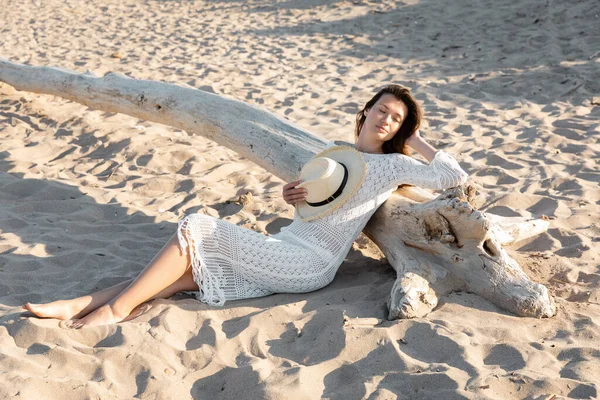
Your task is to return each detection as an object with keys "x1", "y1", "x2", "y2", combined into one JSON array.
[{"x1": 0, "y1": 59, "x2": 556, "y2": 319}]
